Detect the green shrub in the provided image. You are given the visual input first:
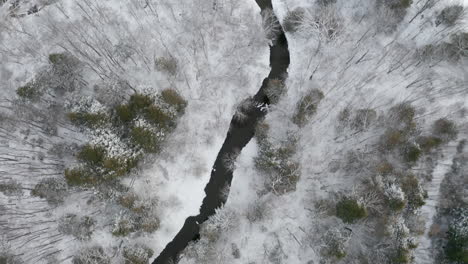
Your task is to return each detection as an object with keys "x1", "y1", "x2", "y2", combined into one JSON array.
[
  {"x1": 67, "y1": 112, "x2": 108, "y2": 128},
  {"x1": 65, "y1": 167, "x2": 97, "y2": 186},
  {"x1": 401, "y1": 174, "x2": 425, "y2": 209},
  {"x1": 130, "y1": 127, "x2": 160, "y2": 153},
  {"x1": 160, "y1": 89, "x2": 187, "y2": 114},
  {"x1": 436, "y1": 5, "x2": 464, "y2": 26},
  {"x1": 115, "y1": 104, "x2": 134, "y2": 123},
  {"x1": 379, "y1": 129, "x2": 406, "y2": 150},
  {"x1": 102, "y1": 156, "x2": 138, "y2": 179},
  {"x1": 283, "y1": 8, "x2": 305, "y2": 33},
  {"x1": 416, "y1": 136, "x2": 442, "y2": 153},
  {"x1": 432, "y1": 118, "x2": 458, "y2": 142},
  {"x1": 16, "y1": 84, "x2": 42, "y2": 101},
  {"x1": 392, "y1": 247, "x2": 410, "y2": 263},
  {"x1": 388, "y1": 197, "x2": 406, "y2": 211},
  {"x1": 445, "y1": 209, "x2": 468, "y2": 263},
  {"x1": 77, "y1": 145, "x2": 106, "y2": 166},
  {"x1": 292, "y1": 89, "x2": 324, "y2": 127},
  {"x1": 129, "y1": 93, "x2": 154, "y2": 112},
  {"x1": 122, "y1": 245, "x2": 154, "y2": 264},
  {"x1": 48, "y1": 53, "x2": 68, "y2": 65},
  {"x1": 402, "y1": 144, "x2": 422, "y2": 164},
  {"x1": 388, "y1": 0, "x2": 412, "y2": 9},
  {"x1": 336, "y1": 197, "x2": 367, "y2": 223},
  {"x1": 144, "y1": 105, "x2": 172, "y2": 127},
  {"x1": 445, "y1": 227, "x2": 468, "y2": 263}
]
